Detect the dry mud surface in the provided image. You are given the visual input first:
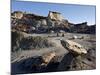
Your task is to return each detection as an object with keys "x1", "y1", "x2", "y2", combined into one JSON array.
[{"x1": 11, "y1": 33, "x2": 96, "y2": 74}]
